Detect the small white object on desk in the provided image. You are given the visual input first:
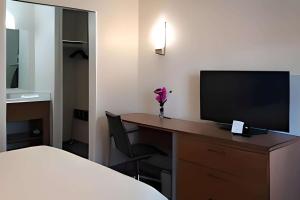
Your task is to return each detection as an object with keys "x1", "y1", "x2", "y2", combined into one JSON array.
[{"x1": 231, "y1": 120, "x2": 244, "y2": 134}]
